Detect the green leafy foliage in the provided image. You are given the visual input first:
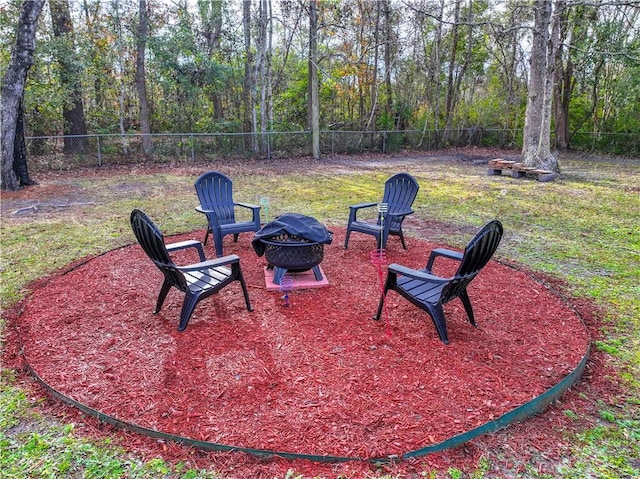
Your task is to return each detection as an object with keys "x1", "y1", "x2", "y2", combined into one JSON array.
[{"x1": 2, "y1": 1, "x2": 638, "y2": 155}]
